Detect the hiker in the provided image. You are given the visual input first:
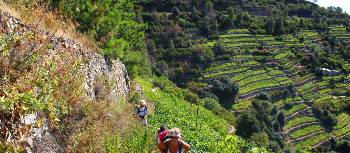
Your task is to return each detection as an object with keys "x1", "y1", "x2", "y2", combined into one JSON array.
[
  {"x1": 159, "y1": 128, "x2": 190, "y2": 153},
  {"x1": 157, "y1": 125, "x2": 169, "y2": 151},
  {"x1": 158, "y1": 125, "x2": 169, "y2": 144},
  {"x1": 135, "y1": 99, "x2": 148, "y2": 125}
]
